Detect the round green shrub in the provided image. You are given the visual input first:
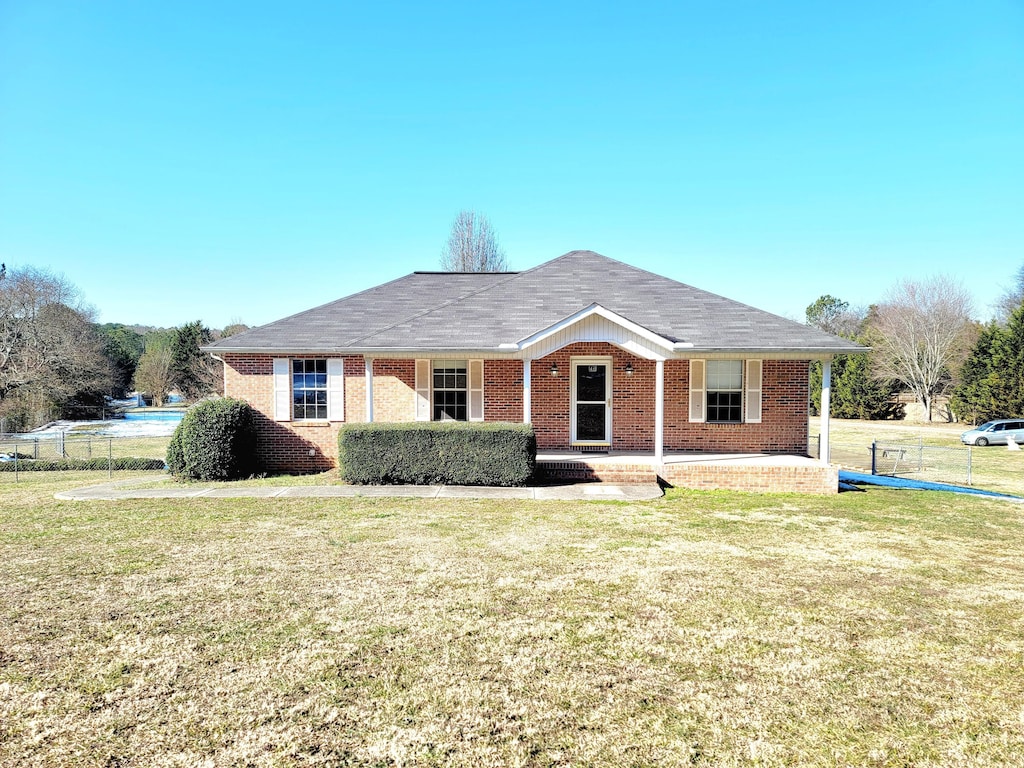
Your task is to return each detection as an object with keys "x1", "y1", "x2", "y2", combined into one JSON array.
[{"x1": 167, "y1": 398, "x2": 258, "y2": 480}]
